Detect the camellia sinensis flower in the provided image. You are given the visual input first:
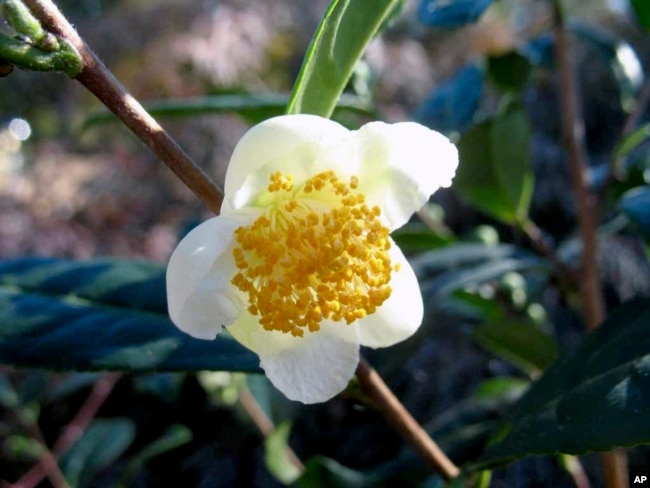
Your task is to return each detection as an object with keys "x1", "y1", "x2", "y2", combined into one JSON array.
[{"x1": 166, "y1": 114, "x2": 458, "y2": 404}]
